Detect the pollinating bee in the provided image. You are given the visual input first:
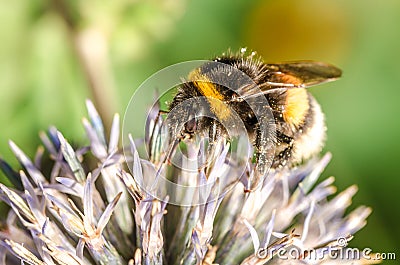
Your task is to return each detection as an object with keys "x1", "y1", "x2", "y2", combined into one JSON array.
[{"x1": 161, "y1": 49, "x2": 341, "y2": 191}]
